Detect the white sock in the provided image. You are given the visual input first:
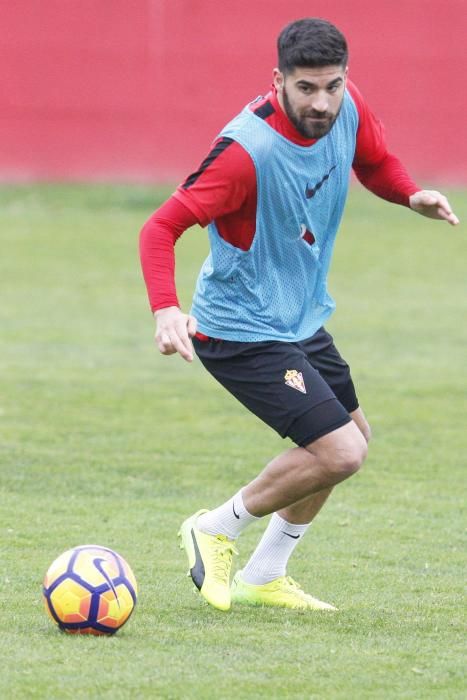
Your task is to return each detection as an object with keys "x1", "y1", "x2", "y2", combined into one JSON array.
[
  {"x1": 241, "y1": 513, "x2": 310, "y2": 585},
  {"x1": 197, "y1": 490, "x2": 259, "y2": 540}
]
